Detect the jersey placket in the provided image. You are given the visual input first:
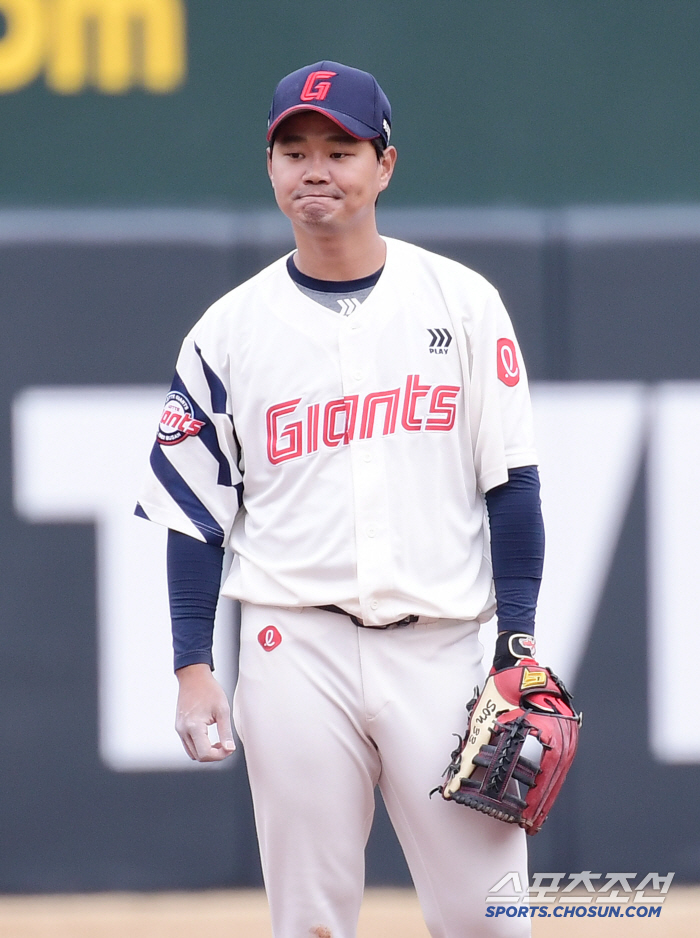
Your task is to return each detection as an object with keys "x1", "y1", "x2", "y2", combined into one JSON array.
[{"x1": 338, "y1": 315, "x2": 394, "y2": 625}]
